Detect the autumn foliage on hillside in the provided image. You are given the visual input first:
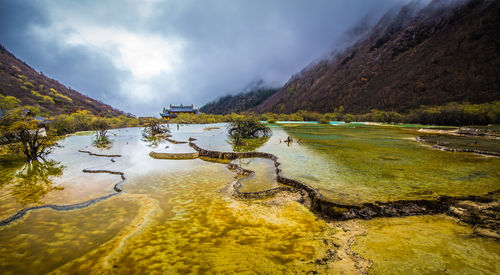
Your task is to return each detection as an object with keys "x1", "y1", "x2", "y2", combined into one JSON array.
[{"x1": 0, "y1": 44, "x2": 124, "y2": 117}]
